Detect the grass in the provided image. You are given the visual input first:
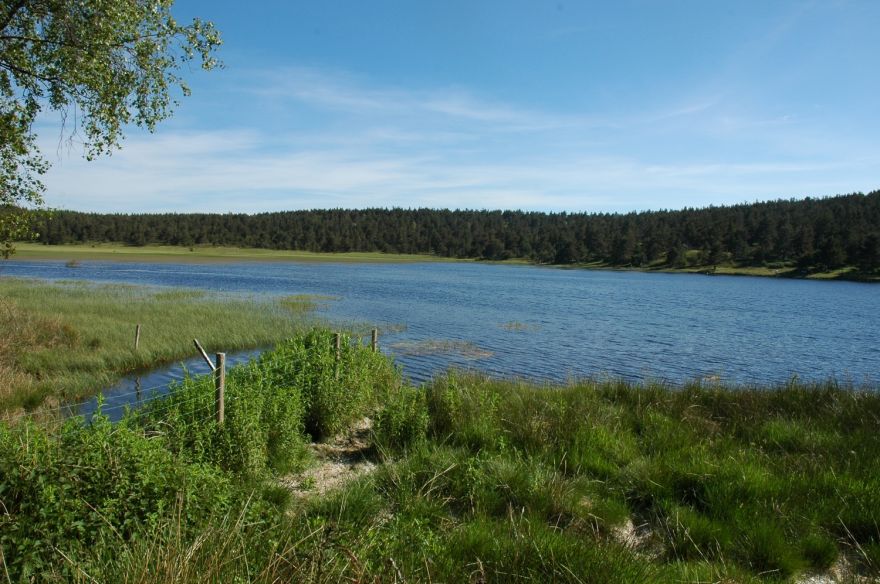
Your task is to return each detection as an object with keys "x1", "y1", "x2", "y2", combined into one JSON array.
[
  {"x1": 13, "y1": 242, "x2": 879, "y2": 282},
  {"x1": 389, "y1": 339, "x2": 494, "y2": 359},
  {"x1": 559, "y1": 259, "x2": 880, "y2": 282},
  {"x1": 2, "y1": 331, "x2": 879, "y2": 582},
  {"x1": 0, "y1": 278, "x2": 319, "y2": 415},
  {"x1": 126, "y1": 371, "x2": 880, "y2": 581},
  {"x1": 499, "y1": 320, "x2": 540, "y2": 332},
  {"x1": 11, "y1": 242, "x2": 458, "y2": 264}
]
